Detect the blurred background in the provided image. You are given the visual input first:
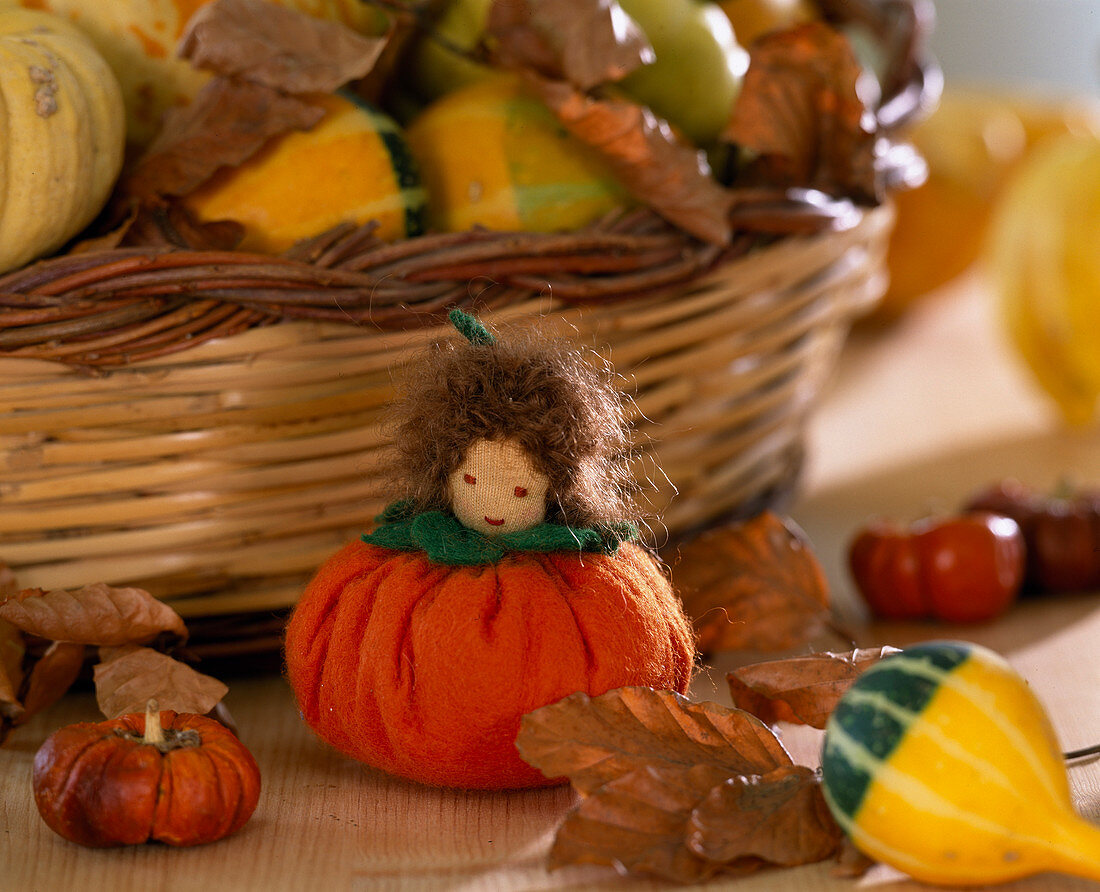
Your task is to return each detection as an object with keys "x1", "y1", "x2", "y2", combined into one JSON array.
[
  {"x1": 865, "y1": 0, "x2": 1100, "y2": 433},
  {"x1": 931, "y1": 0, "x2": 1100, "y2": 94}
]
